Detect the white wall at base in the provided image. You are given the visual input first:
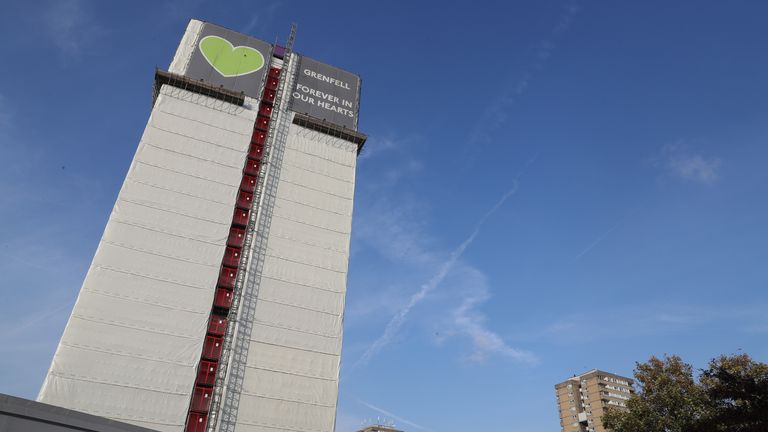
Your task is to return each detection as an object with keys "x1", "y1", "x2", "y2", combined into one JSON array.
[
  {"x1": 229, "y1": 123, "x2": 357, "y2": 432},
  {"x1": 38, "y1": 85, "x2": 255, "y2": 431}
]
